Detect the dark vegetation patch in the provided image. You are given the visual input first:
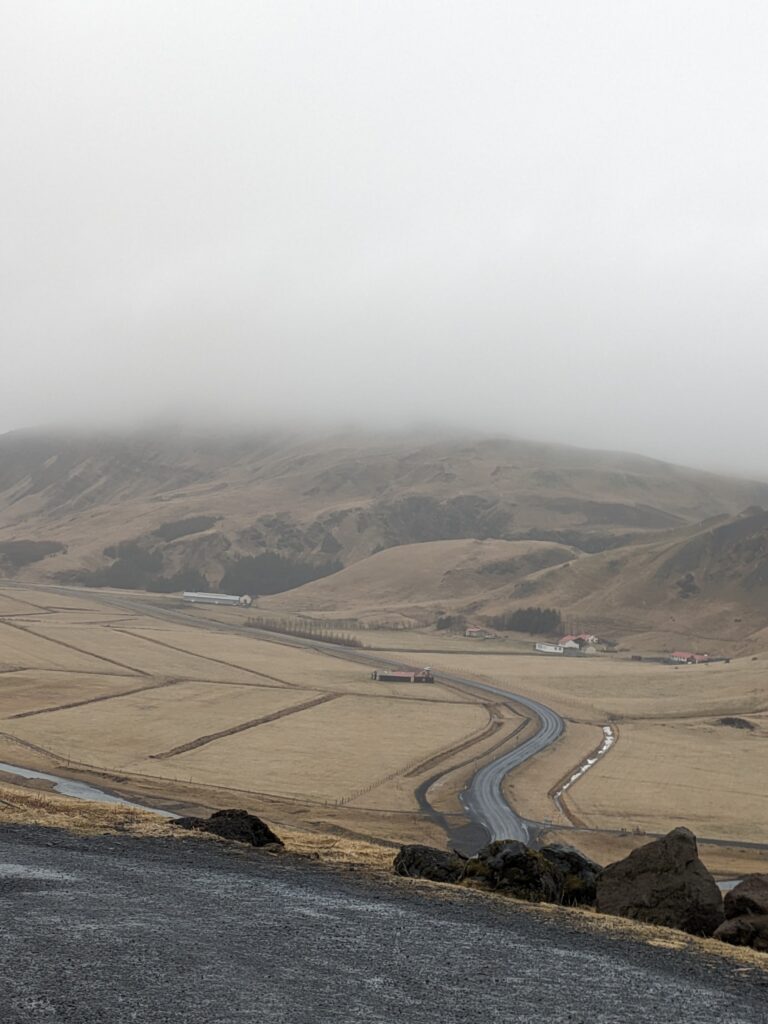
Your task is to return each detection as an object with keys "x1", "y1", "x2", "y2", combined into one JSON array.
[
  {"x1": 374, "y1": 494, "x2": 515, "y2": 547},
  {"x1": 486, "y1": 606, "x2": 563, "y2": 635},
  {"x1": 513, "y1": 529, "x2": 641, "y2": 553},
  {"x1": 480, "y1": 548, "x2": 573, "y2": 577},
  {"x1": 435, "y1": 614, "x2": 468, "y2": 632},
  {"x1": 151, "y1": 516, "x2": 219, "y2": 541},
  {"x1": 533, "y1": 497, "x2": 684, "y2": 529},
  {"x1": 0, "y1": 540, "x2": 66, "y2": 570},
  {"x1": 219, "y1": 552, "x2": 342, "y2": 596},
  {"x1": 58, "y1": 541, "x2": 210, "y2": 593},
  {"x1": 716, "y1": 717, "x2": 756, "y2": 731}
]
